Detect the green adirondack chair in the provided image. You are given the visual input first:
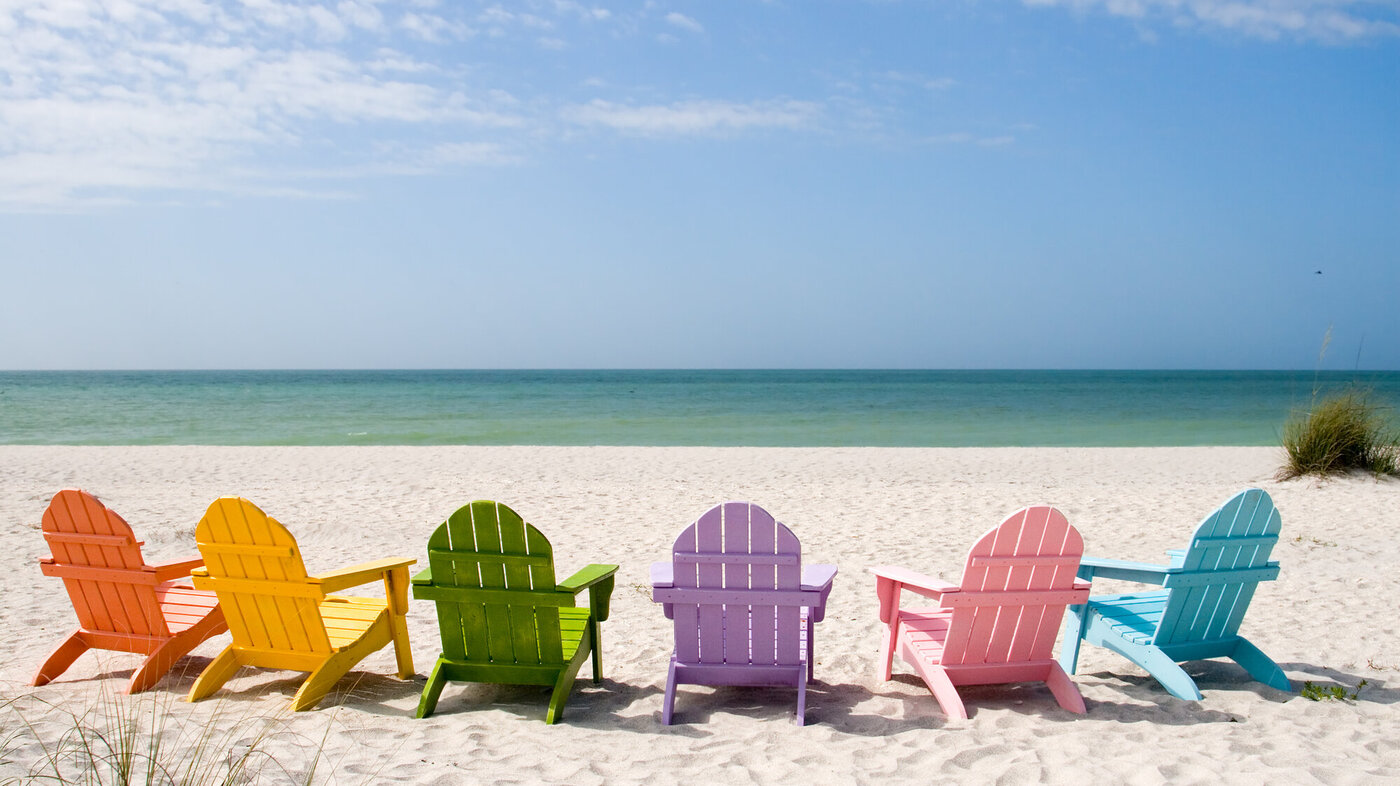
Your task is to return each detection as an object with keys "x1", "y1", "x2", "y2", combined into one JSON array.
[{"x1": 411, "y1": 501, "x2": 618, "y2": 723}]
